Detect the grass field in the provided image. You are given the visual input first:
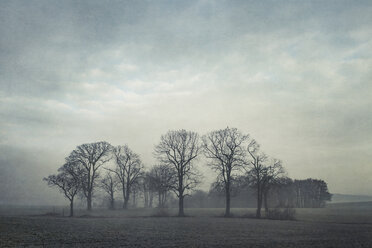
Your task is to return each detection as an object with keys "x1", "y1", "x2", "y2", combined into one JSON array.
[{"x1": 1, "y1": 203, "x2": 372, "y2": 247}]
